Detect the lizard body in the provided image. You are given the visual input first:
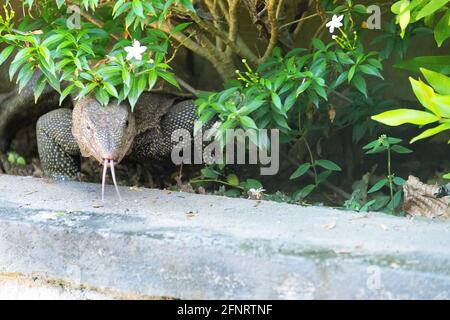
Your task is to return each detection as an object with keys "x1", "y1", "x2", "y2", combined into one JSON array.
[{"x1": 36, "y1": 93, "x2": 197, "y2": 198}]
